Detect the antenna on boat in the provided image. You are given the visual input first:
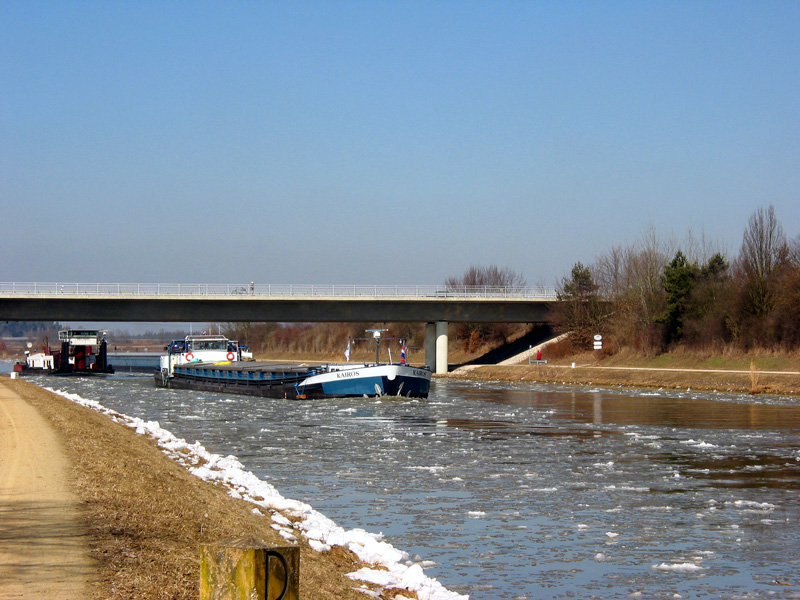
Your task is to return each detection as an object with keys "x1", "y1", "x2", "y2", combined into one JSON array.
[{"x1": 365, "y1": 329, "x2": 388, "y2": 364}]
